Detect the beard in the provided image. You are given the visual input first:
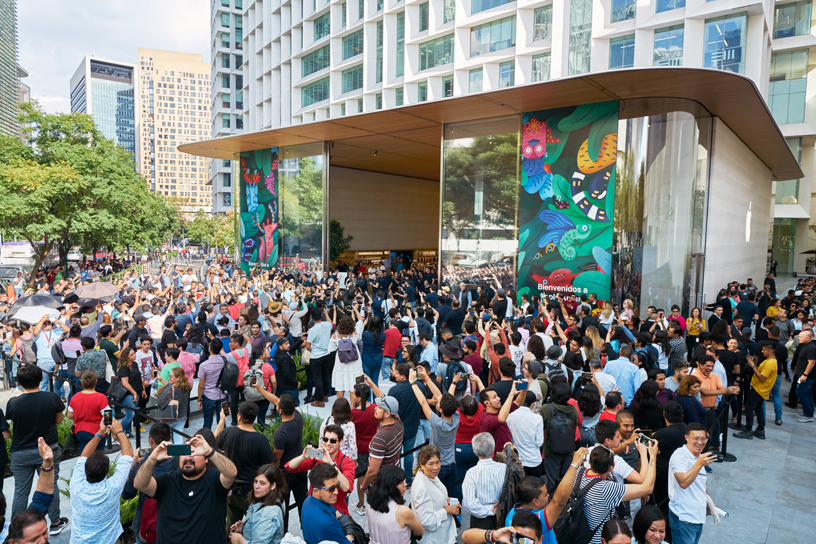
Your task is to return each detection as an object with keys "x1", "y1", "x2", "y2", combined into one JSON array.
[{"x1": 181, "y1": 461, "x2": 205, "y2": 477}]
